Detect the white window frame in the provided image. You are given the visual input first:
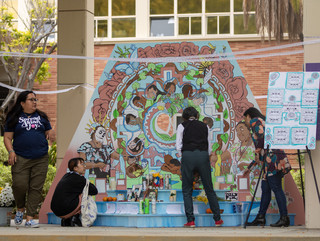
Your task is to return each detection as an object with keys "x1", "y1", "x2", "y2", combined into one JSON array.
[{"x1": 94, "y1": 0, "x2": 260, "y2": 42}]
